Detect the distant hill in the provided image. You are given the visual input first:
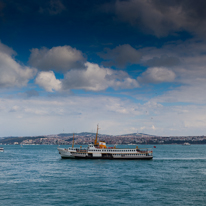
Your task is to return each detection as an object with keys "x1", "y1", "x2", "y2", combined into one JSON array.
[
  {"x1": 0, "y1": 136, "x2": 19, "y2": 139},
  {"x1": 0, "y1": 132, "x2": 154, "y2": 140},
  {"x1": 58, "y1": 132, "x2": 109, "y2": 137},
  {"x1": 114, "y1": 133, "x2": 155, "y2": 137},
  {"x1": 0, "y1": 132, "x2": 206, "y2": 145}
]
